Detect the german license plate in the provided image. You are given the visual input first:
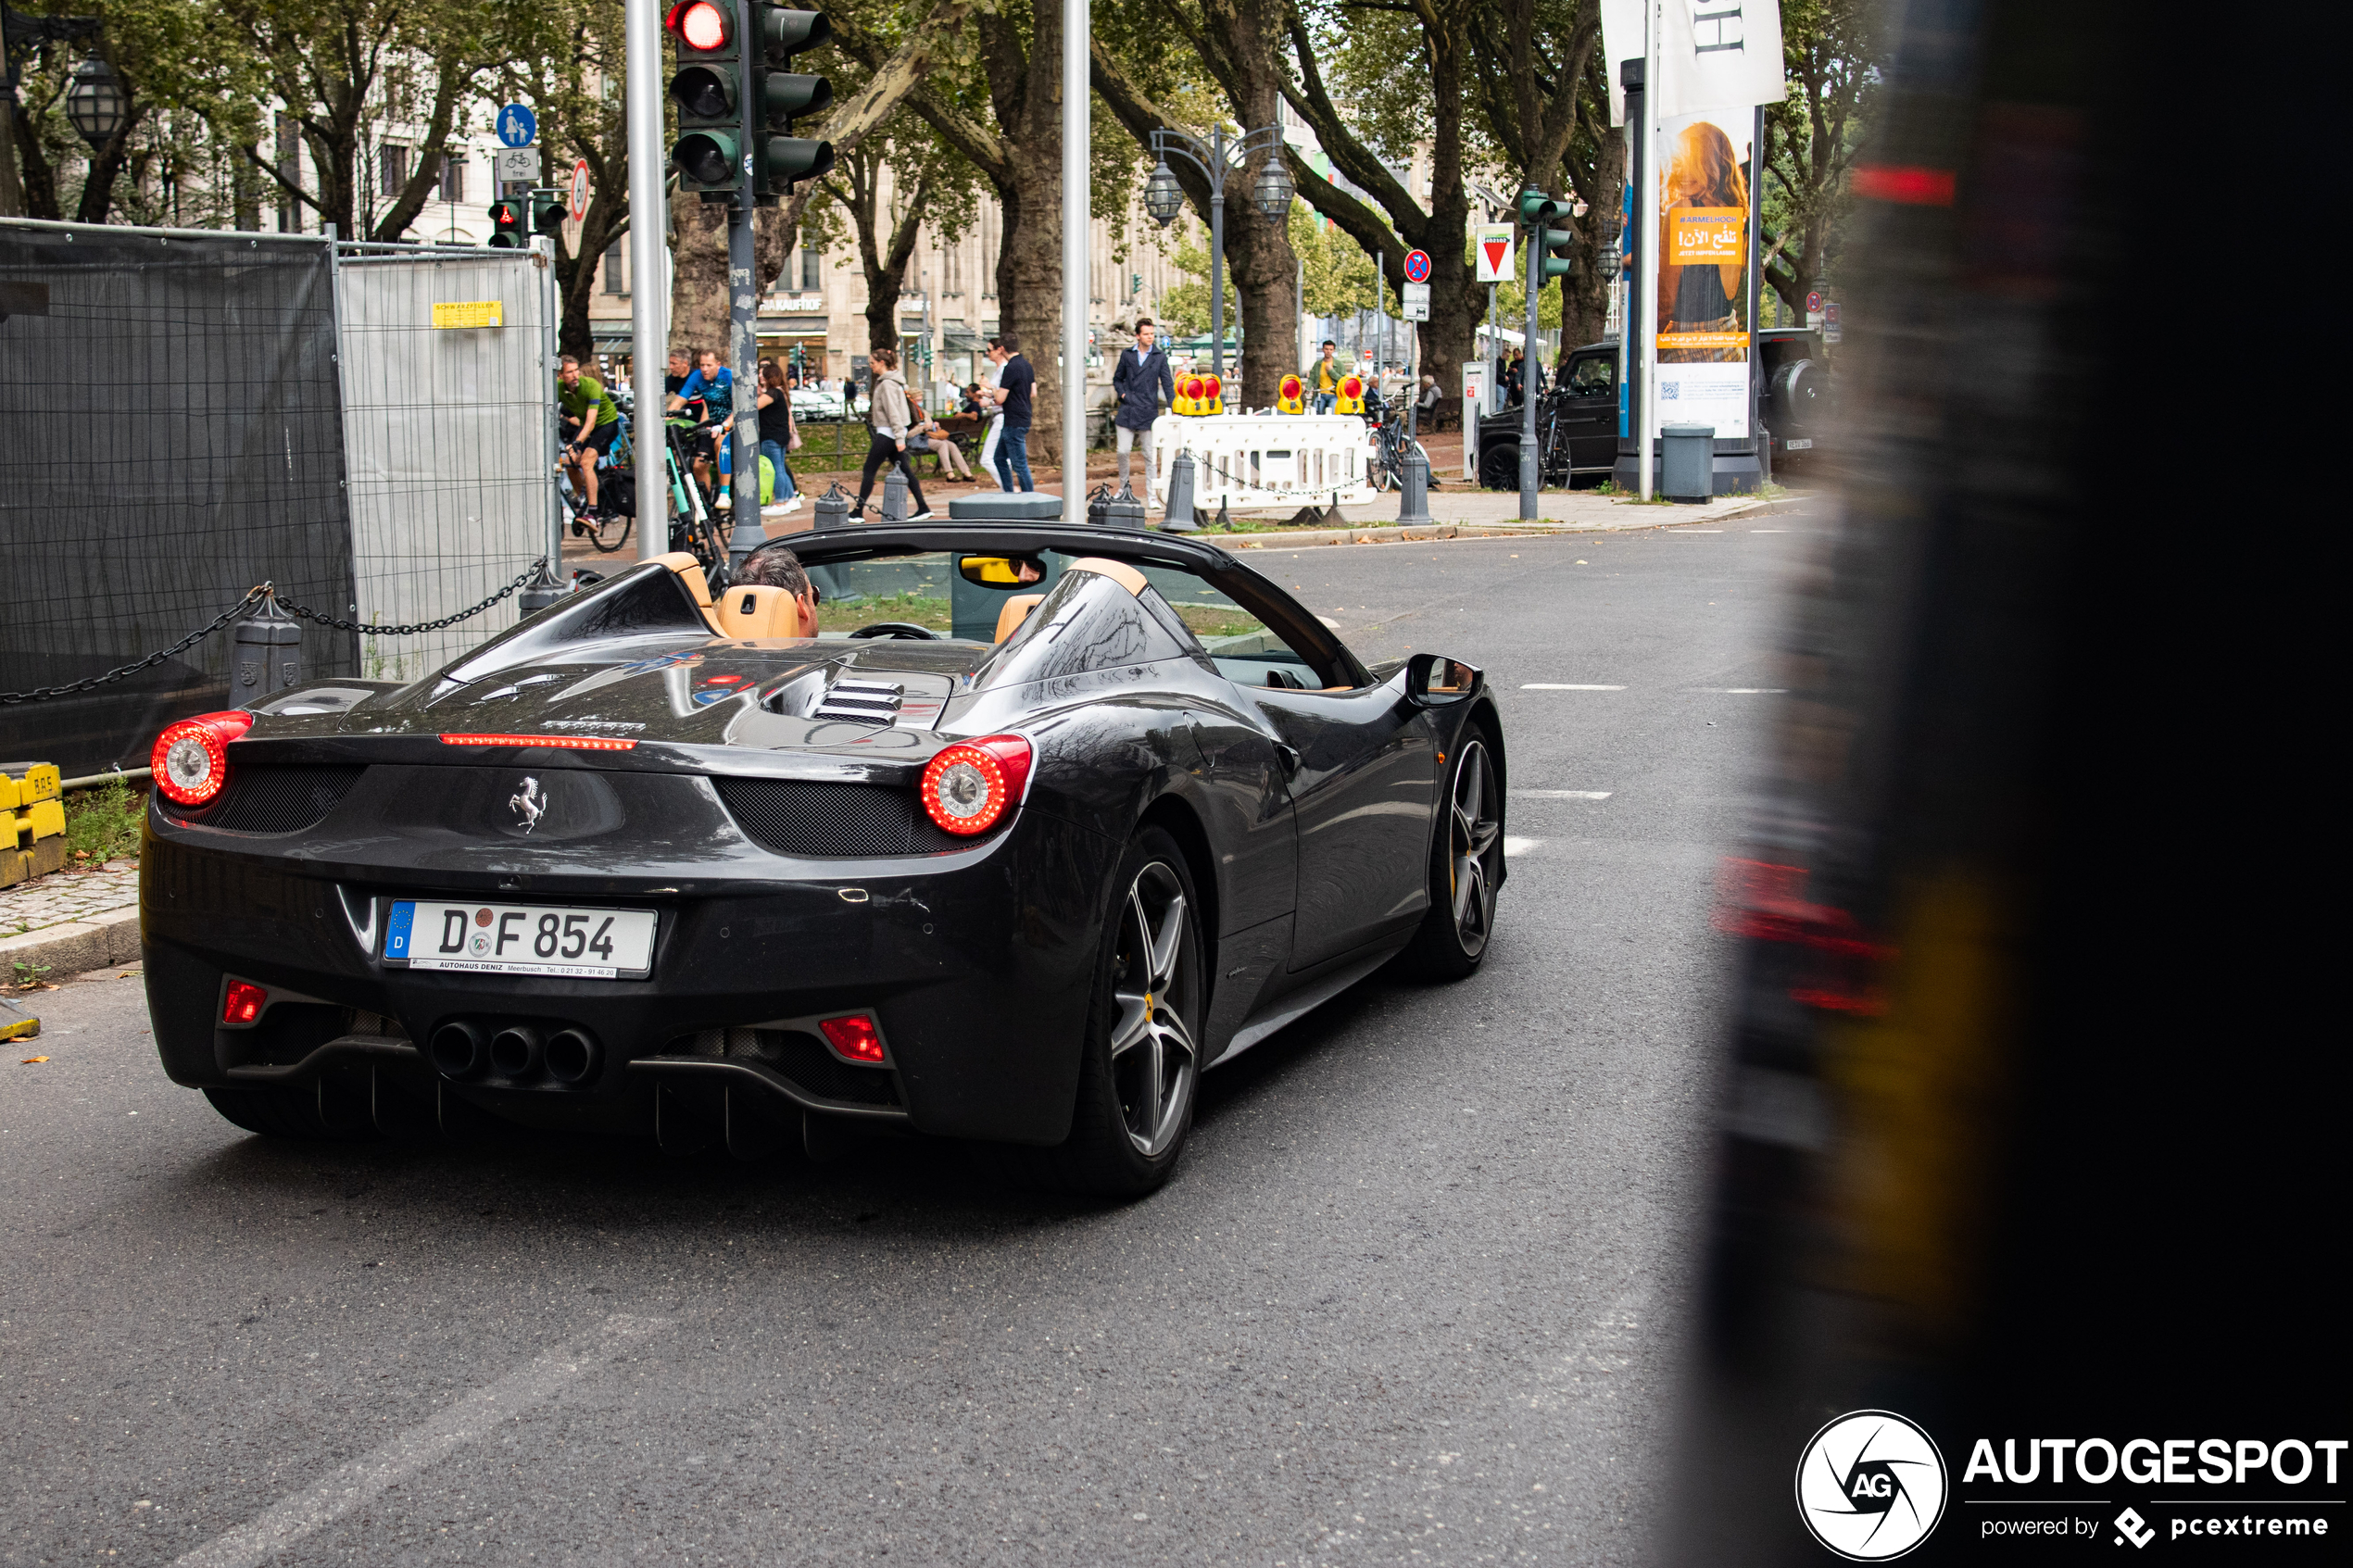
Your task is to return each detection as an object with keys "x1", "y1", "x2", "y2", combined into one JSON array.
[
  {"x1": 1784, "y1": 438, "x2": 1813, "y2": 450},
  {"x1": 384, "y1": 900, "x2": 657, "y2": 979}
]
